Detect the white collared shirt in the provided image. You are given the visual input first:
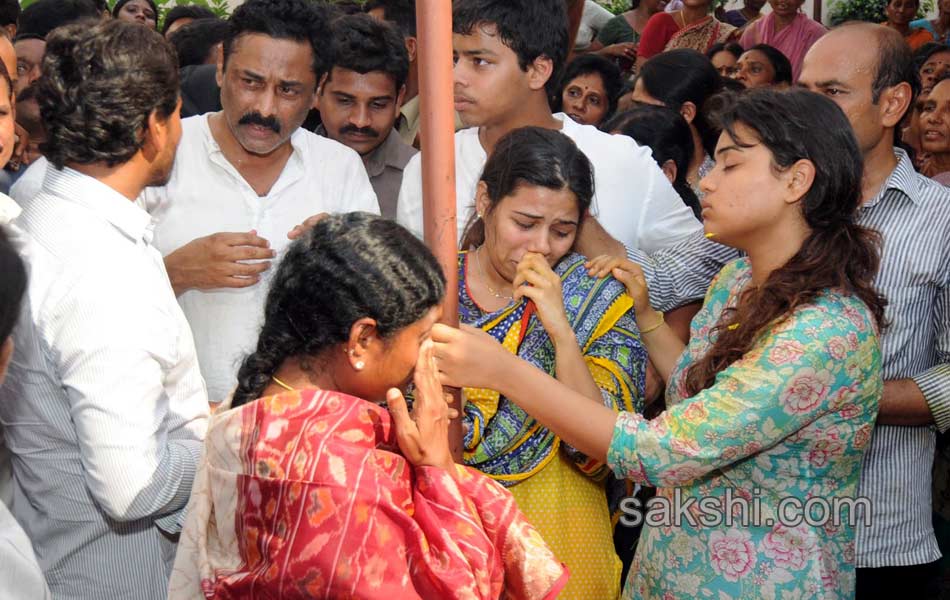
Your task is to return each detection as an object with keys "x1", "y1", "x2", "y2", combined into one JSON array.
[
  {"x1": 396, "y1": 113, "x2": 702, "y2": 254},
  {"x1": 148, "y1": 114, "x2": 379, "y2": 402},
  {"x1": 0, "y1": 166, "x2": 209, "y2": 600}
]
